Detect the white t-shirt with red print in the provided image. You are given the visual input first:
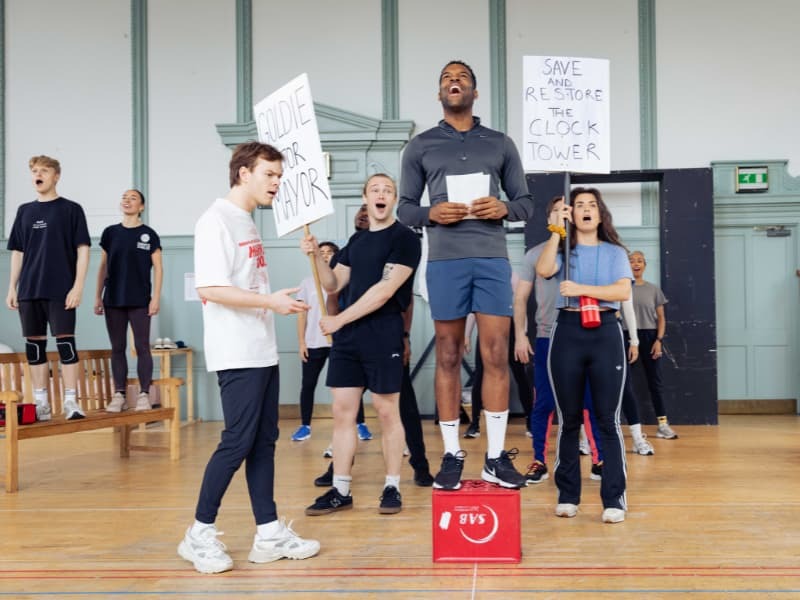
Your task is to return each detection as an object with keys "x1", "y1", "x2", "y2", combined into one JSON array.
[{"x1": 194, "y1": 198, "x2": 278, "y2": 372}]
